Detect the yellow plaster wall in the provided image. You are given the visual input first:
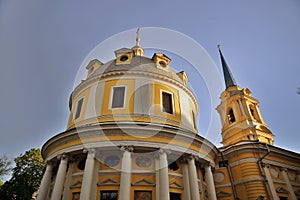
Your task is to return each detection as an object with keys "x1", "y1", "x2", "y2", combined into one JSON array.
[
  {"x1": 153, "y1": 83, "x2": 181, "y2": 123},
  {"x1": 101, "y1": 79, "x2": 135, "y2": 116},
  {"x1": 68, "y1": 87, "x2": 90, "y2": 128}
]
